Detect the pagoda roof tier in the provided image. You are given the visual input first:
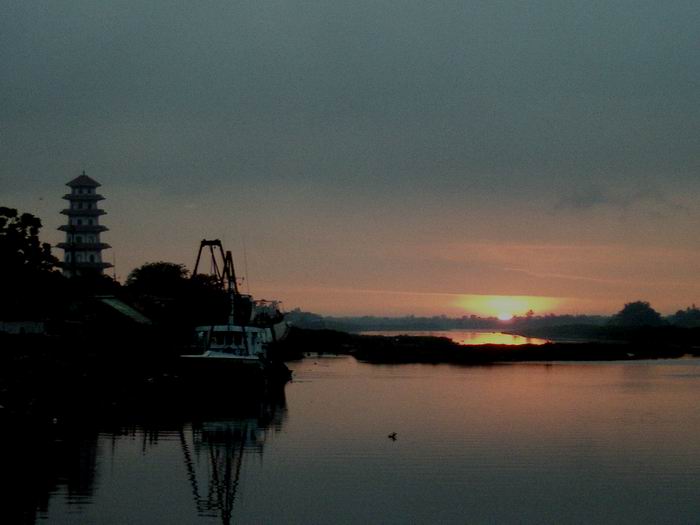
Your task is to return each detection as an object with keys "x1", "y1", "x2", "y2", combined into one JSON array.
[
  {"x1": 58, "y1": 224, "x2": 109, "y2": 232},
  {"x1": 60, "y1": 209, "x2": 107, "y2": 217},
  {"x1": 63, "y1": 193, "x2": 105, "y2": 201},
  {"x1": 56, "y1": 242, "x2": 112, "y2": 251},
  {"x1": 67, "y1": 172, "x2": 101, "y2": 188},
  {"x1": 58, "y1": 261, "x2": 114, "y2": 269}
]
